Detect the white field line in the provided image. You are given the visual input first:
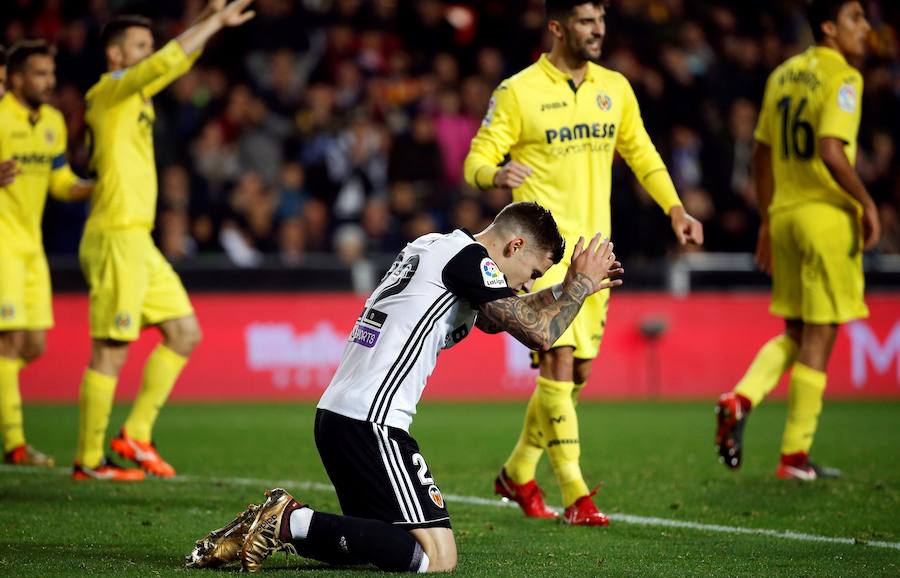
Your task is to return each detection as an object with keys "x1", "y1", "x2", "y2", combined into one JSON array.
[{"x1": 3, "y1": 465, "x2": 899, "y2": 552}]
